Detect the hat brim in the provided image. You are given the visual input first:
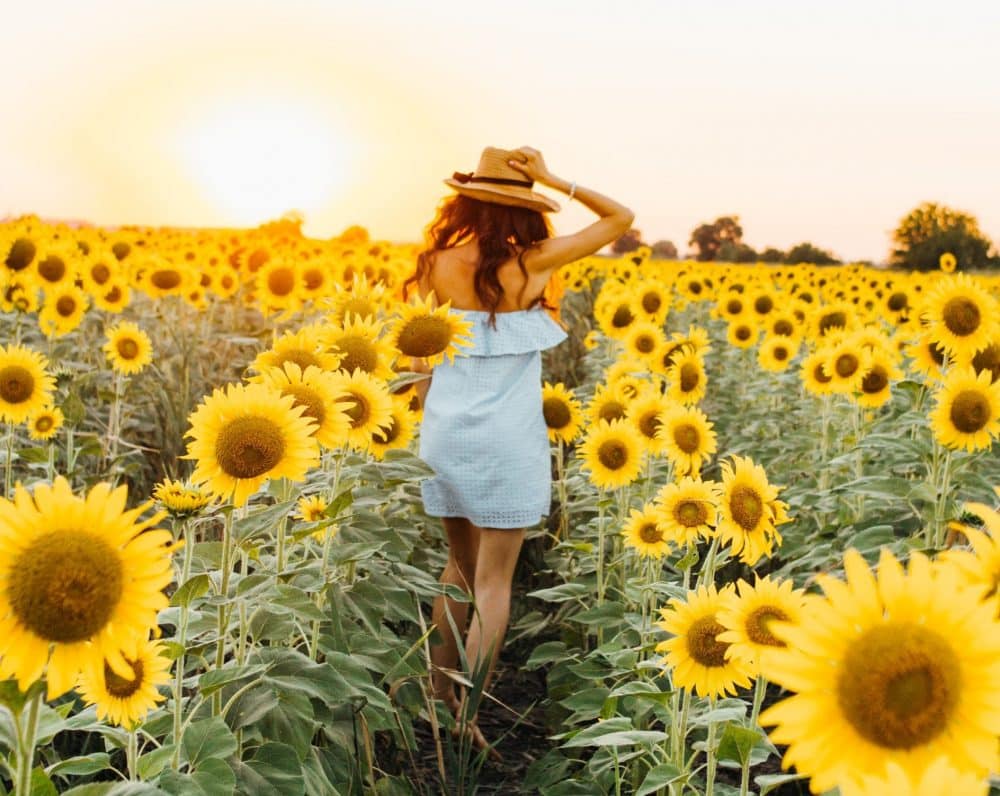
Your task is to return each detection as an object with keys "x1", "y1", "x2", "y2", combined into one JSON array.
[{"x1": 443, "y1": 179, "x2": 561, "y2": 213}]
